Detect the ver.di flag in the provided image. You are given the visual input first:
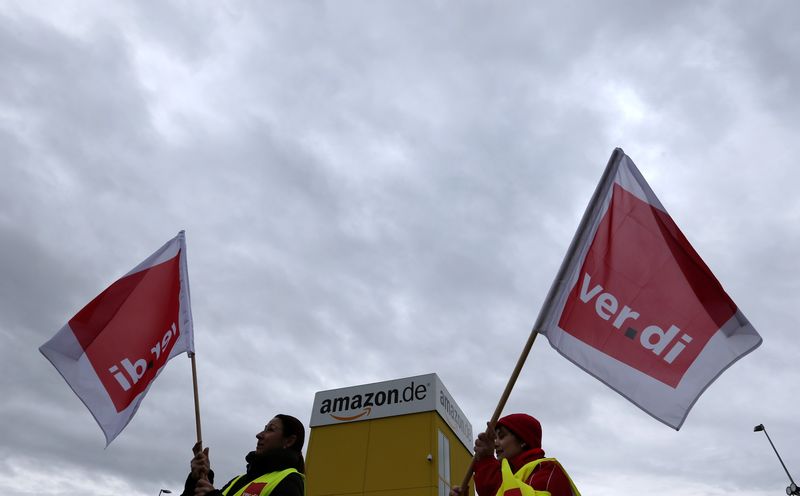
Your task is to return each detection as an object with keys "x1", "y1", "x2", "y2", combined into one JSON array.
[
  {"x1": 538, "y1": 149, "x2": 761, "y2": 429},
  {"x1": 40, "y1": 231, "x2": 194, "y2": 444}
]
